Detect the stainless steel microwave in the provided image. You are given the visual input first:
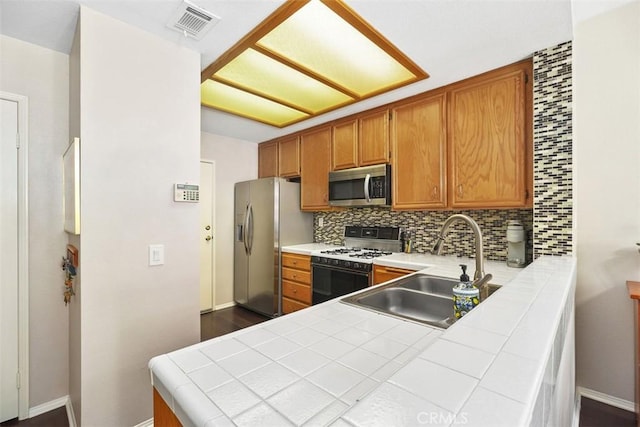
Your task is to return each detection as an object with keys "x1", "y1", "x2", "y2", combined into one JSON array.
[{"x1": 328, "y1": 164, "x2": 391, "y2": 207}]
